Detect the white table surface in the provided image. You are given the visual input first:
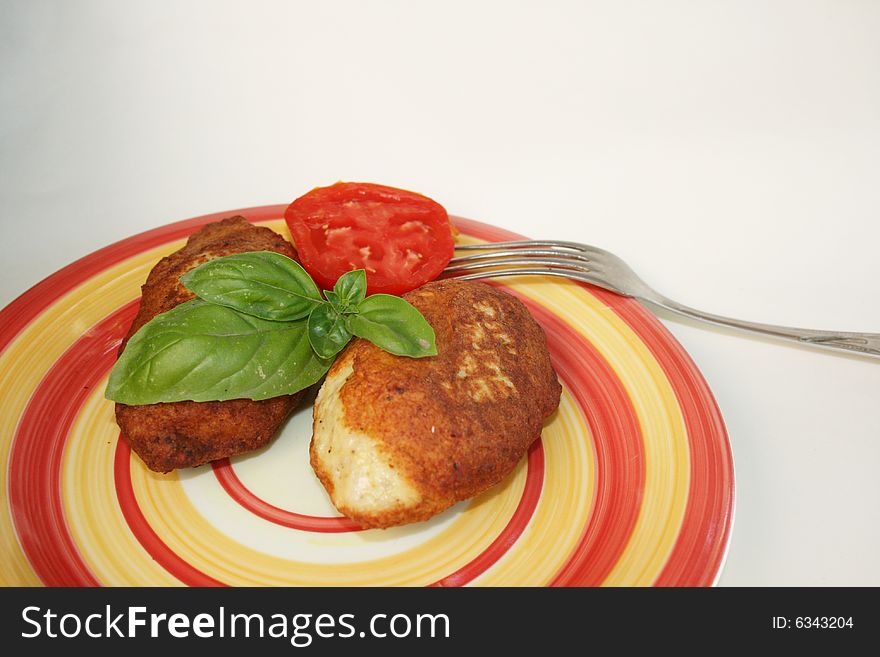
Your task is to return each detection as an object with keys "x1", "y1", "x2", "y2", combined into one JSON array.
[{"x1": 2, "y1": 1, "x2": 878, "y2": 586}]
